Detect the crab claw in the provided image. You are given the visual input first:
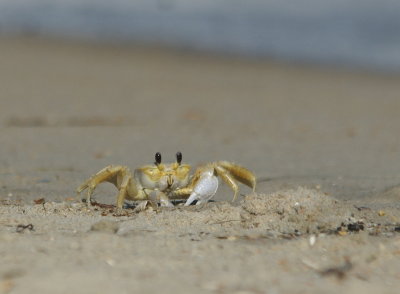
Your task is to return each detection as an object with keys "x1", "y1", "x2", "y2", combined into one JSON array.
[{"x1": 184, "y1": 170, "x2": 218, "y2": 206}]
